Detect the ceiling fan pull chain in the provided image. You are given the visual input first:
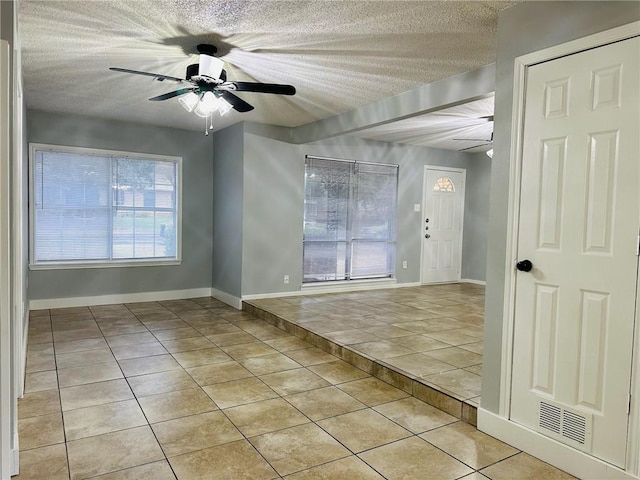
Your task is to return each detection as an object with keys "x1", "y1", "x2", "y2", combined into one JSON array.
[{"x1": 204, "y1": 115, "x2": 209, "y2": 136}]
